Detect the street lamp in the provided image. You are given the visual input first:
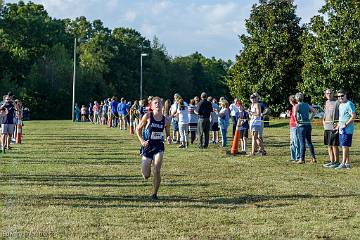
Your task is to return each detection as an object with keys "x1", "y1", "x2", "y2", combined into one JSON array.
[
  {"x1": 72, "y1": 37, "x2": 85, "y2": 121},
  {"x1": 140, "y1": 53, "x2": 148, "y2": 100},
  {"x1": 72, "y1": 37, "x2": 77, "y2": 122}
]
